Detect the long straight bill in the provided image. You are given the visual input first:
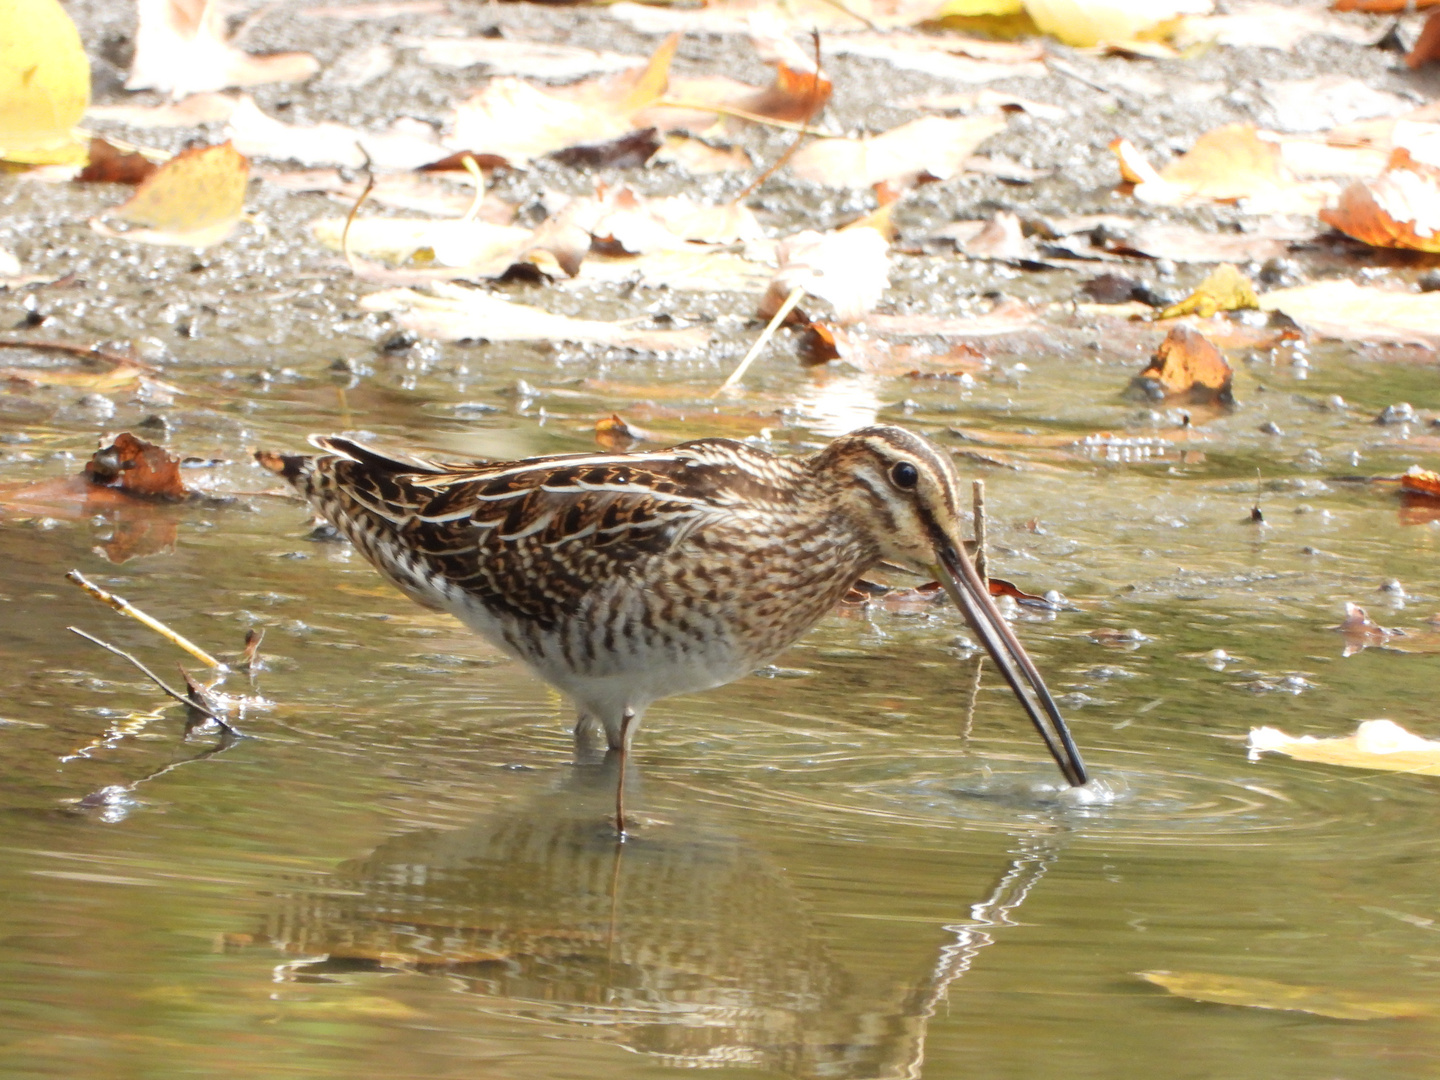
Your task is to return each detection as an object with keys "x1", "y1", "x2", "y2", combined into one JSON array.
[{"x1": 935, "y1": 542, "x2": 1088, "y2": 786}]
